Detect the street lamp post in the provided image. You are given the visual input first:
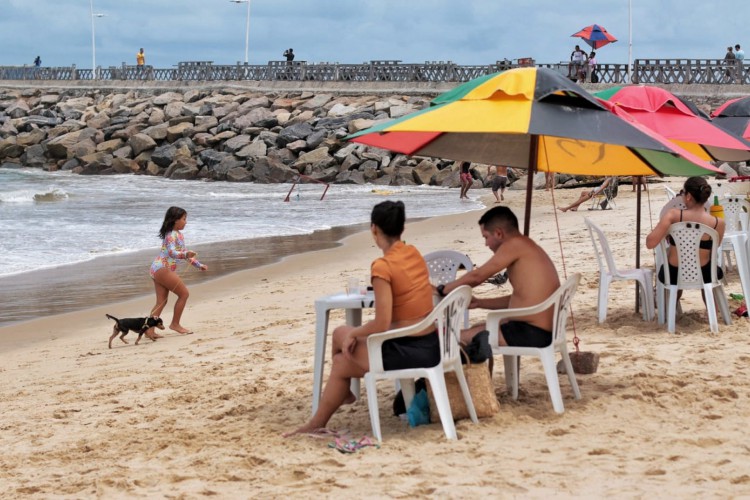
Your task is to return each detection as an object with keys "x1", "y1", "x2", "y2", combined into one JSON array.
[
  {"x1": 89, "y1": 0, "x2": 106, "y2": 79},
  {"x1": 230, "y1": 0, "x2": 251, "y2": 64},
  {"x1": 628, "y1": 0, "x2": 633, "y2": 83}
]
